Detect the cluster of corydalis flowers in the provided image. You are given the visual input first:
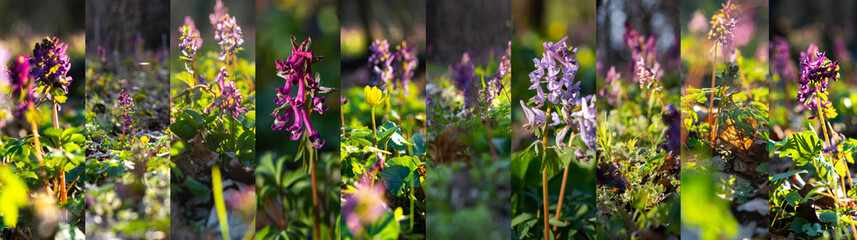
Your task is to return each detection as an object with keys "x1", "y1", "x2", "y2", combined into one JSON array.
[
  {"x1": 205, "y1": 66, "x2": 247, "y2": 119},
  {"x1": 368, "y1": 39, "x2": 417, "y2": 95},
  {"x1": 521, "y1": 37, "x2": 595, "y2": 155},
  {"x1": 708, "y1": 1, "x2": 738, "y2": 60},
  {"x1": 271, "y1": 37, "x2": 329, "y2": 150},
  {"x1": 598, "y1": 66, "x2": 623, "y2": 105},
  {"x1": 625, "y1": 28, "x2": 662, "y2": 90},
  {"x1": 479, "y1": 41, "x2": 512, "y2": 106},
  {"x1": 770, "y1": 36, "x2": 796, "y2": 81},
  {"x1": 30, "y1": 37, "x2": 72, "y2": 103},
  {"x1": 6, "y1": 37, "x2": 71, "y2": 118},
  {"x1": 798, "y1": 46, "x2": 840, "y2": 120},
  {"x1": 178, "y1": 16, "x2": 202, "y2": 72},
  {"x1": 9, "y1": 54, "x2": 36, "y2": 118},
  {"x1": 449, "y1": 53, "x2": 477, "y2": 108},
  {"x1": 209, "y1": 0, "x2": 244, "y2": 61},
  {"x1": 117, "y1": 88, "x2": 134, "y2": 133}
]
